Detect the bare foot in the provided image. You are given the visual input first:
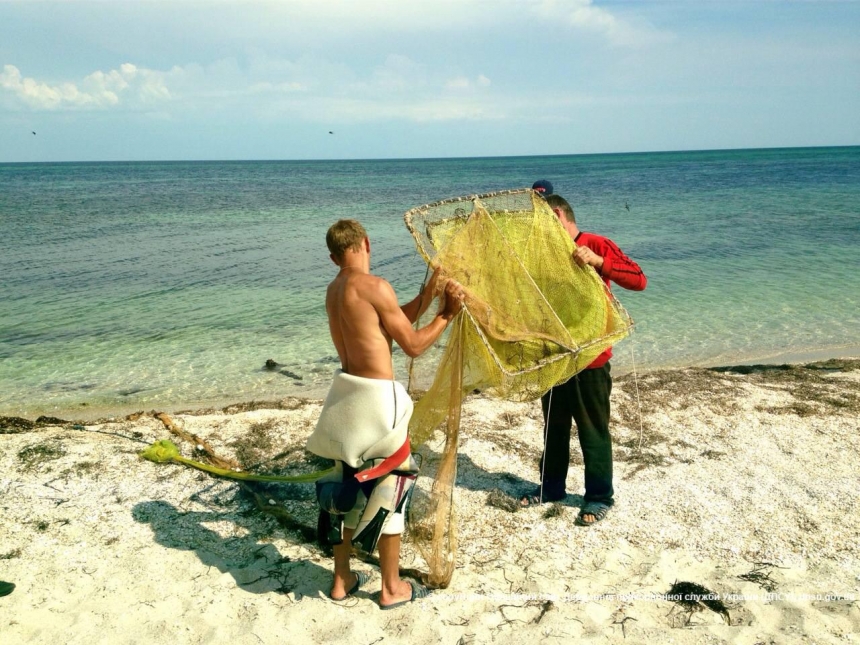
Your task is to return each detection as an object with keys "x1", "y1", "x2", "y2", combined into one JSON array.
[
  {"x1": 329, "y1": 571, "x2": 360, "y2": 601},
  {"x1": 575, "y1": 502, "x2": 611, "y2": 526},
  {"x1": 379, "y1": 578, "x2": 413, "y2": 608}
]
